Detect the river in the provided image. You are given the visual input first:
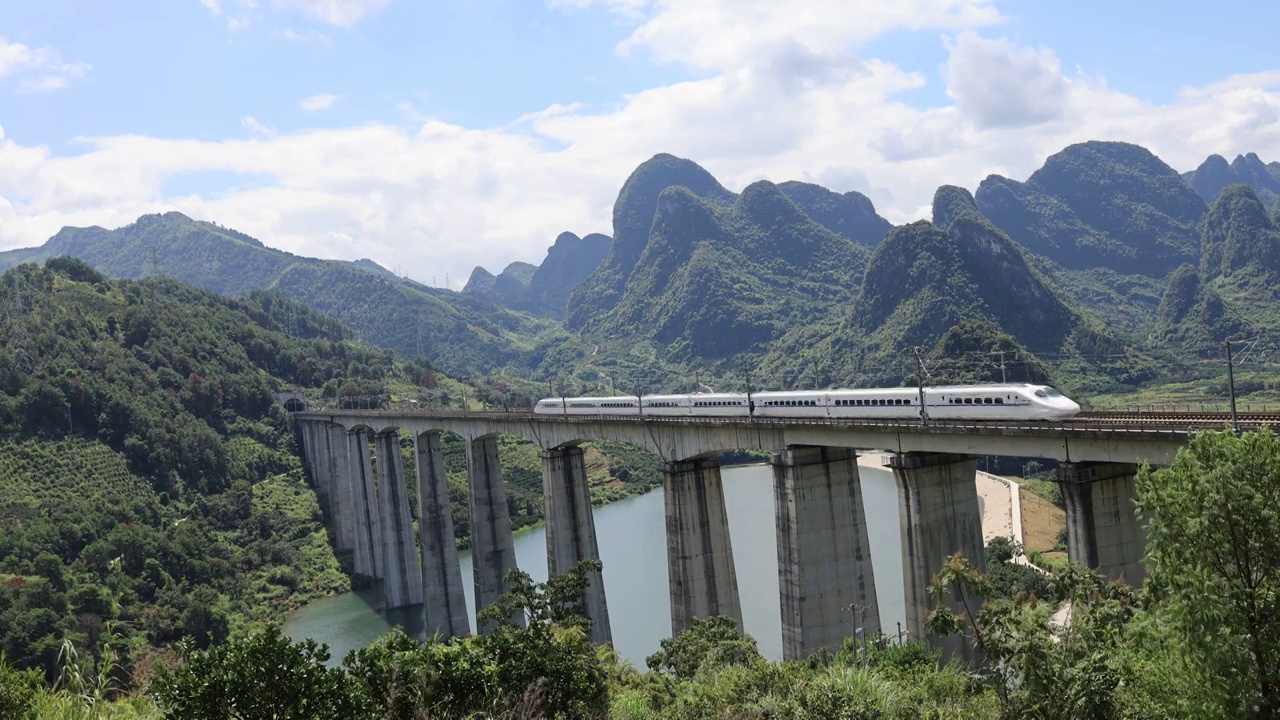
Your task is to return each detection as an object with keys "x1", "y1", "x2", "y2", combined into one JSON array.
[{"x1": 283, "y1": 463, "x2": 909, "y2": 666}]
